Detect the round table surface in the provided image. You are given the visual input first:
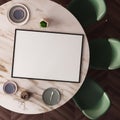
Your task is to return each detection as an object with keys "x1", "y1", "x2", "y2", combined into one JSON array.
[{"x1": 0, "y1": 0, "x2": 89, "y2": 114}]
